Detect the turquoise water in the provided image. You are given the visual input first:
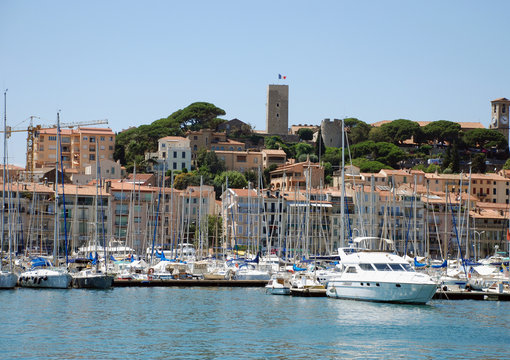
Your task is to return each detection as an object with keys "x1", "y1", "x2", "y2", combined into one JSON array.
[{"x1": 1, "y1": 287, "x2": 509, "y2": 359}]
